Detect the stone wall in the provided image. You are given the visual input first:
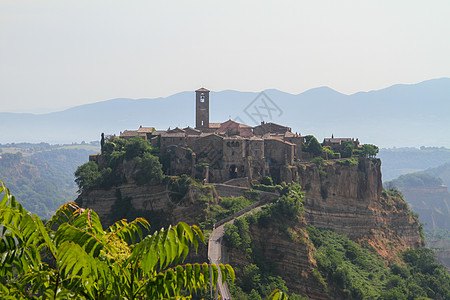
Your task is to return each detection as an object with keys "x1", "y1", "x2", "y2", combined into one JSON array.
[
  {"x1": 210, "y1": 183, "x2": 278, "y2": 202},
  {"x1": 222, "y1": 177, "x2": 251, "y2": 188}
]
